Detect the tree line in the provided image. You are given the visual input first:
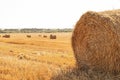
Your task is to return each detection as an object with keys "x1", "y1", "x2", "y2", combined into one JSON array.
[{"x1": 0, "y1": 28, "x2": 73, "y2": 33}]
